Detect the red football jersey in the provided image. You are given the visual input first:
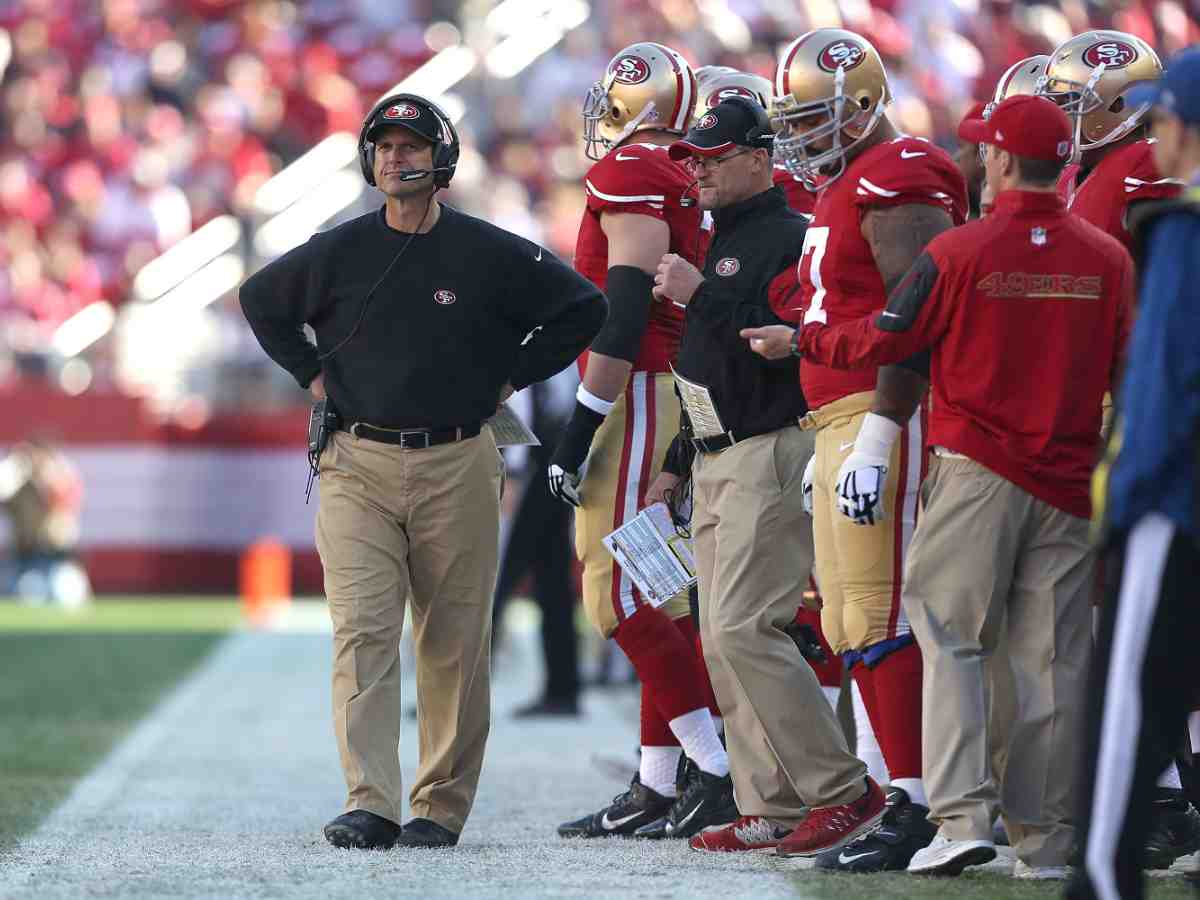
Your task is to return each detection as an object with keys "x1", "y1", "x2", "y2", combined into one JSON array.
[
  {"x1": 1067, "y1": 140, "x2": 1182, "y2": 251},
  {"x1": 799, "y1": 191, "x2": 1134, "y2": 518},
  {"x1": 773, "y1": 166, "x2": 817, "y2": 216},
  {"x1": 574, "y1": 142, "x2": 708, "y2": 373},
  {"x1": 795, "y1": 137, "x2": 968, "y2": 410}
]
